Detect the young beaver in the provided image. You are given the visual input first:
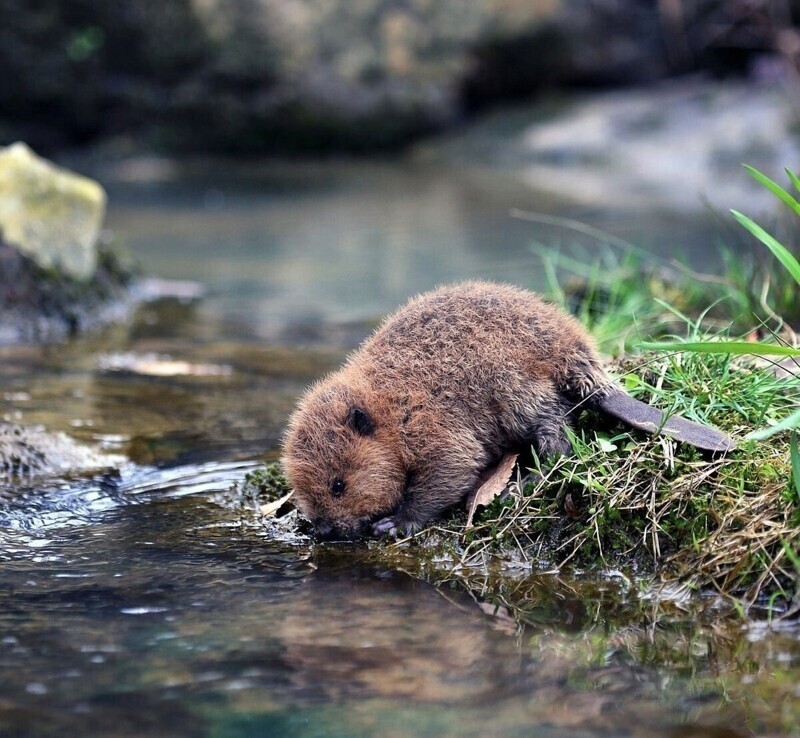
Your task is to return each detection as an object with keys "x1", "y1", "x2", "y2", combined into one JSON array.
[{"x1": 282, "y1": 281, "x2": 734, "y2": 539}]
